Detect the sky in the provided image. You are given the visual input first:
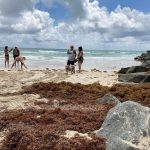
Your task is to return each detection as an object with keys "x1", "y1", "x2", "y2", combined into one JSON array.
[{"x1": 0, "y1": 0, "x2": 150, "y2": 50}]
